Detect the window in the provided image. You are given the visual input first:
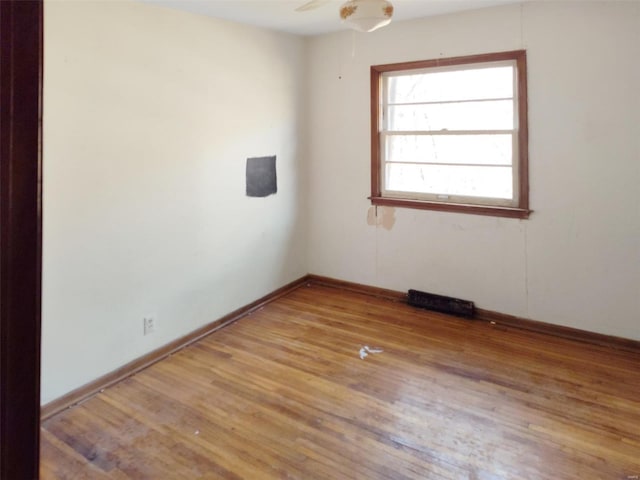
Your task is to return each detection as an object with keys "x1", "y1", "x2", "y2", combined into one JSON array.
[{"x1": 370, "y1": 50, "x2": 530, "y2": 218}]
